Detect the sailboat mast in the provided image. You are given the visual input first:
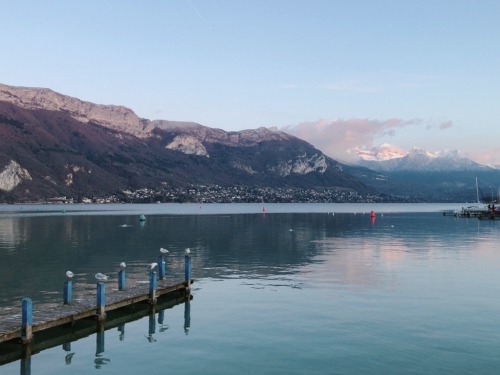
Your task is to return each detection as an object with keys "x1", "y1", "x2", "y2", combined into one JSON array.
[{"x1": 476, "y1": 177, "x2": 480, "y2": 203}]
